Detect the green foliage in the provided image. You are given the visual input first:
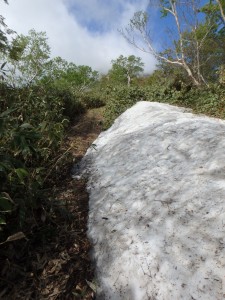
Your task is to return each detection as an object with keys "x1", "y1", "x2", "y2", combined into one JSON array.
[
  {"x1": 0, "y1": 81, "x2": 71, "y2": 238},
  {"x1": 42, "y1": 58, "x2": 99, "y2": 91},
  {"x1": 54, "y1": 87, "x2": 86, "y2": 121},
  {"x1": 187, "y1": 85, "x2": 225, "y2": 119},
  {"x1": 38, "y1": 56, "x2": 102, "y2": 115},
  {"x1": 108, "y1": 55, "x2": 144, "y2": 86},
  {"x1": 0, "y1": 27, "x2": 102, "y2": 241},
  {"x1": 103, "y1": 69, "x2": 225, "y2": 128},
  {"x1": 0, "y1": 1, "x2": 14, "y2": 54},
  {"x1": 1, "y1": 29, "x2": 51, "y2": 87},
  {"x1": 77, "y1": 89, "x2": 106, "y2": 109}
]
